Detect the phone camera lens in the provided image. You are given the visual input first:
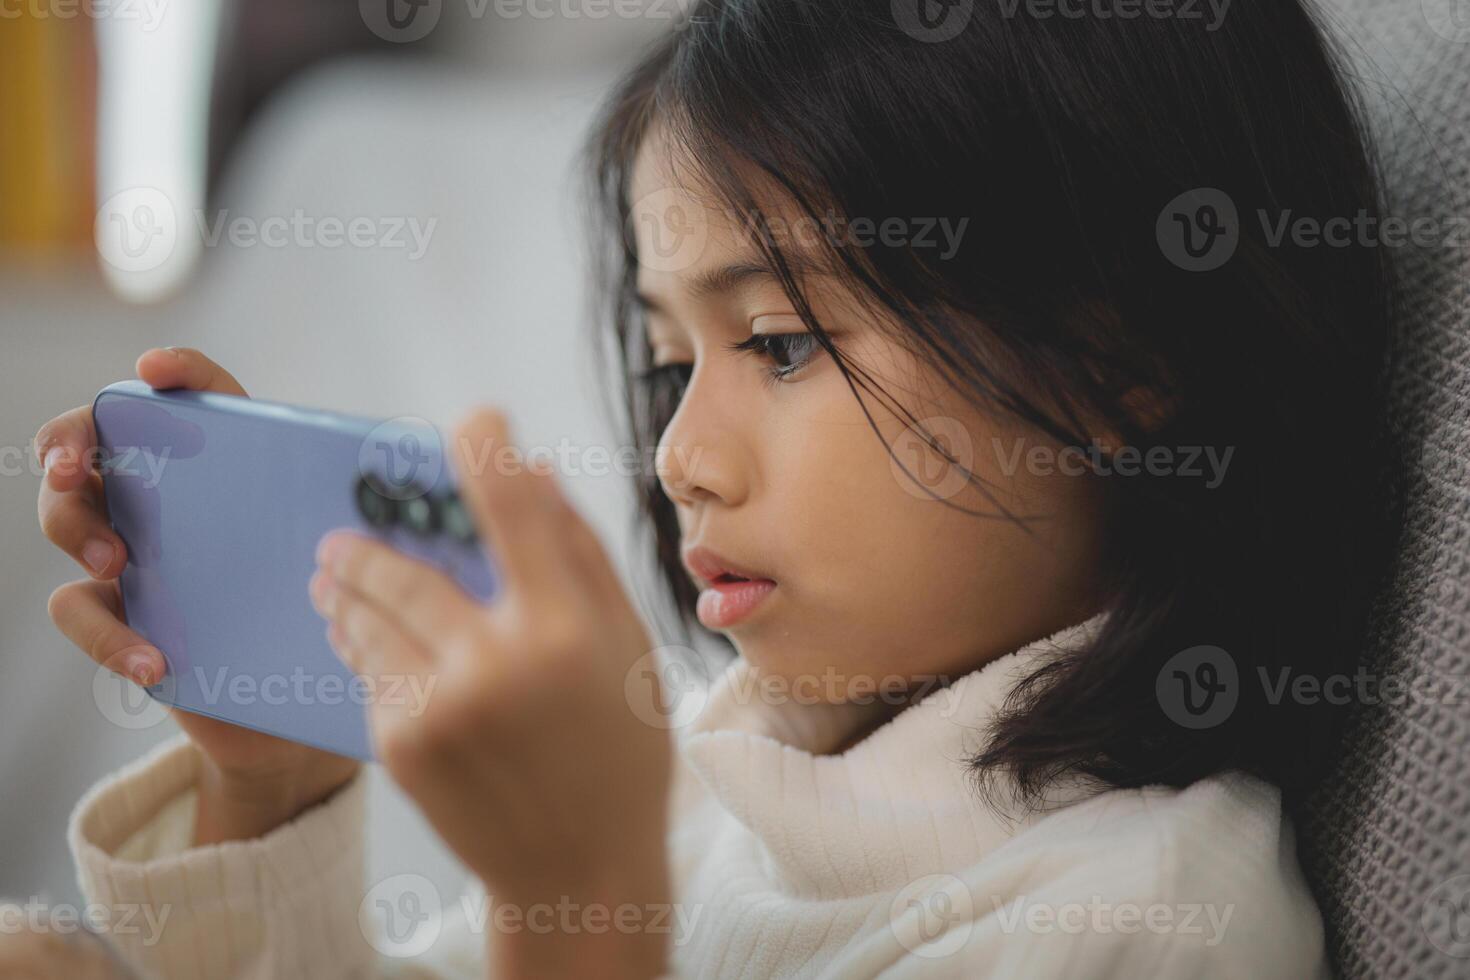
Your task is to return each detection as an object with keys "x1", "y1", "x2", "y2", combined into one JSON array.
[
  {"x1": 355, "y1": 475, "x2": 397, "y2": 527},
  {"x1": 400, "y1": 491, "x2": 438, "y2": 535},
  {"x1": 440, "y1": 491, "x2": 478, "y2": 544}
]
